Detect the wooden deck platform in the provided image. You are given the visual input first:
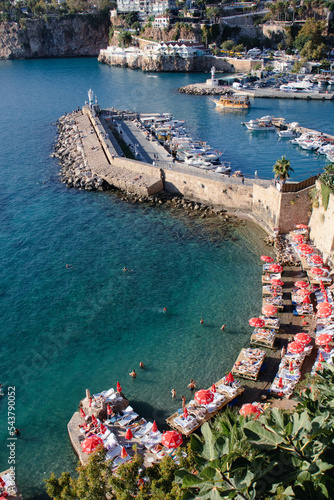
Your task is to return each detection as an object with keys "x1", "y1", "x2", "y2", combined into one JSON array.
[
  {"x1": 232, "y1": 348, "x2": 266, "y2": 380},
  {"x1": 166, "y1": 382, "x2": 244, "y2": 436},
  {"x1": 0, "y1": 469, "x2": 22, "y2": 499}
]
